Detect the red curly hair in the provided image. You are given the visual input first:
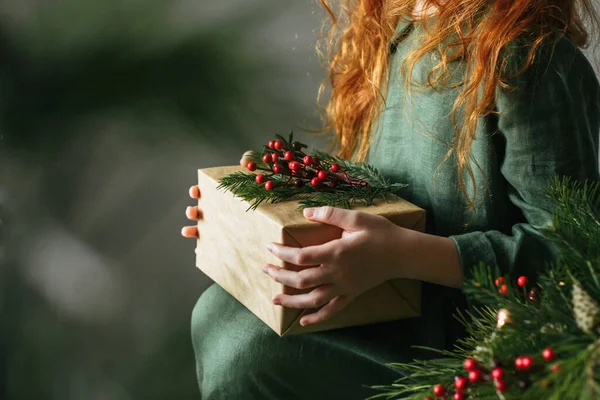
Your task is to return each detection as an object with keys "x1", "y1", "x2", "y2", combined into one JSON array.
[{"x1": 317, "y1": 0, "x2": 598, "y2": 210}]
